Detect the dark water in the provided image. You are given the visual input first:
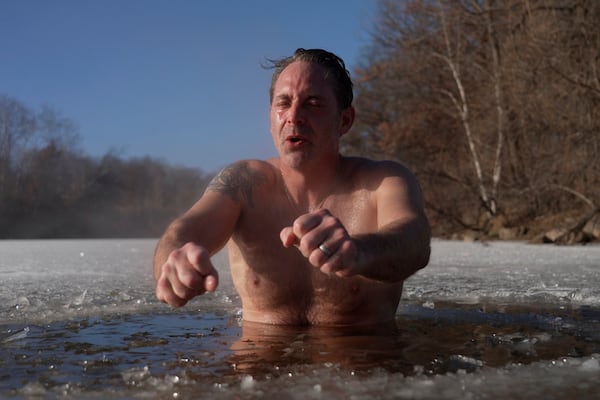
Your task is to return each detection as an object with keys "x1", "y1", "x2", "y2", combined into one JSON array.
[{"x1": 2, "y1": 302, "x2": 599, "y2": 399}]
